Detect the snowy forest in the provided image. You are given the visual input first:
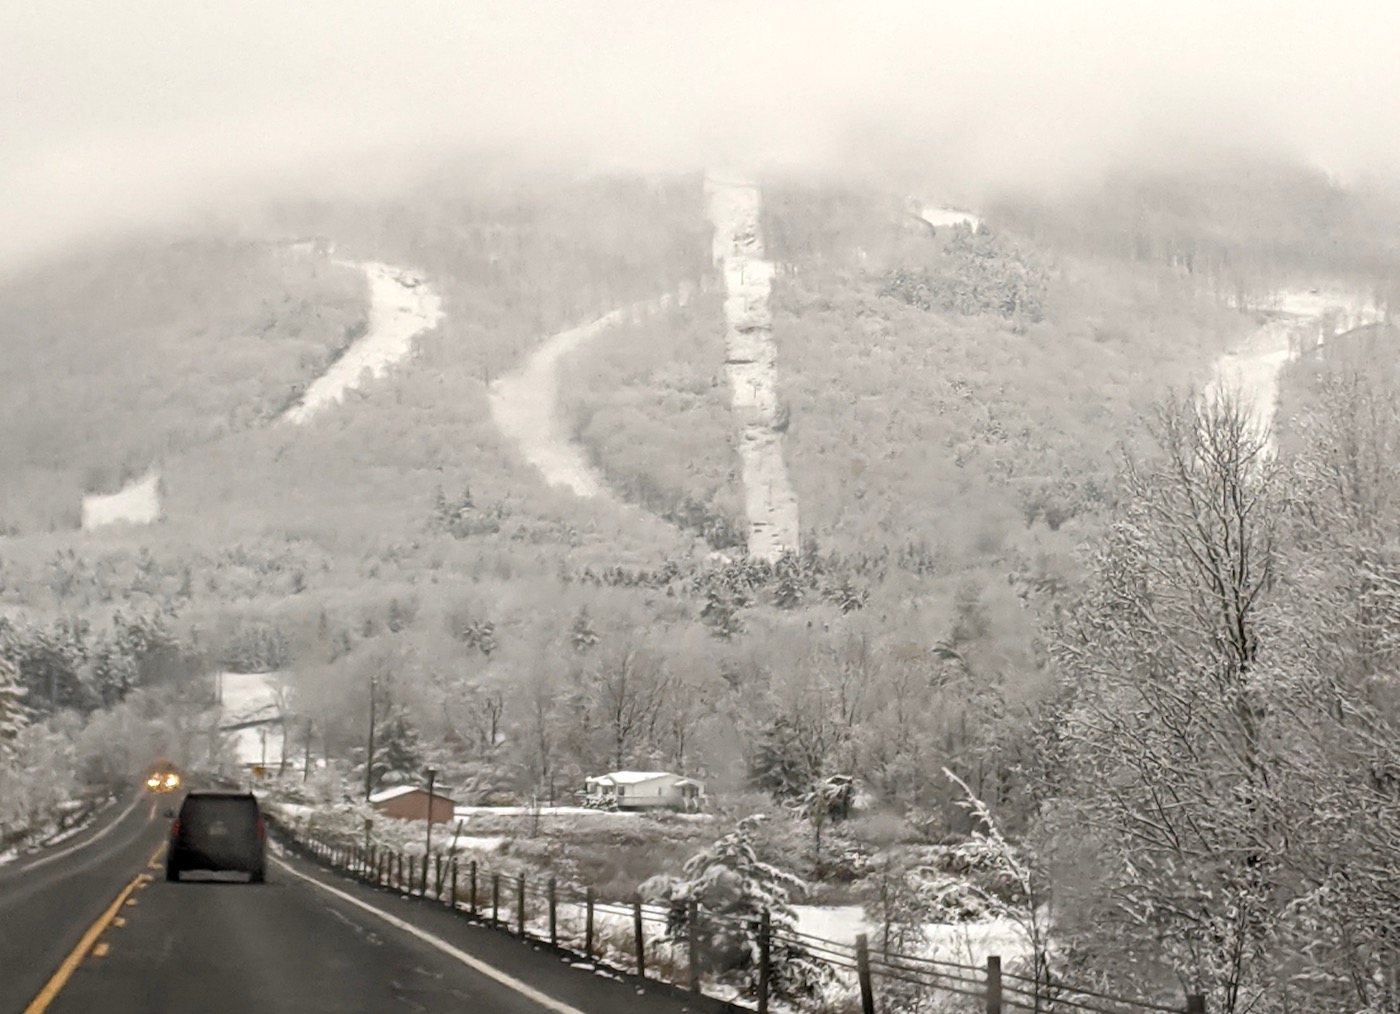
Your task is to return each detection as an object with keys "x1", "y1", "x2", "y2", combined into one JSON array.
[{"x1": 1, "y1": 159, "x2": 1399, "y2": 1012}]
